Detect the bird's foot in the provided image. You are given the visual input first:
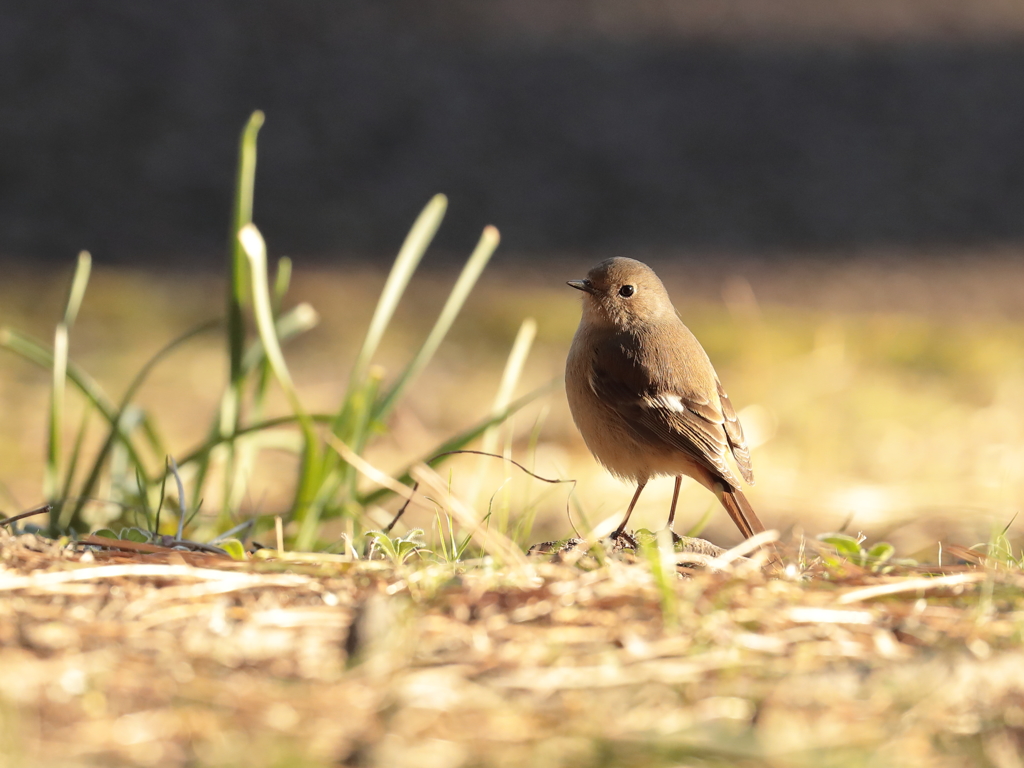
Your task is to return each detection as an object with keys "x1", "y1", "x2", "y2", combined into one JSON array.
[{"x1": 526, "y1": 529, "x2": 728, "y2": 562}]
